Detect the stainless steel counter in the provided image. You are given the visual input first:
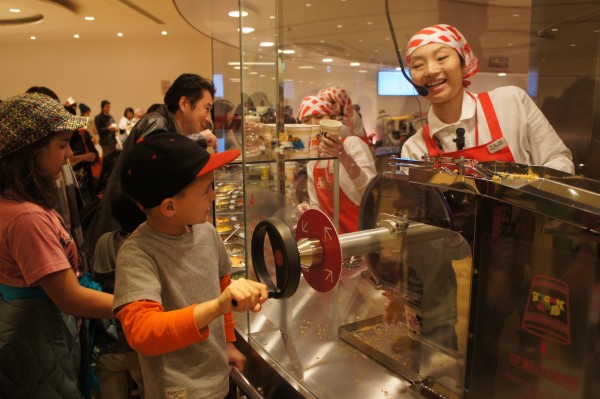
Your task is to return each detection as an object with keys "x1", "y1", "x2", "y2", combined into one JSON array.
[{"x1": 235, "y1": 264, "x2": 419, "y2": 398}]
